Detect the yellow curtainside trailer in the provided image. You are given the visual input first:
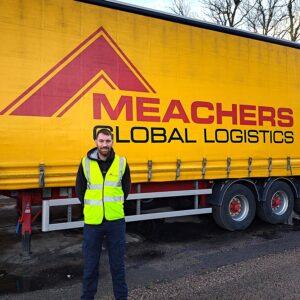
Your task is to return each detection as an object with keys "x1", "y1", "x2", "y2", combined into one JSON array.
[{"x1": 1, "y1": 0, "x2": 300, "y2": 252}]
